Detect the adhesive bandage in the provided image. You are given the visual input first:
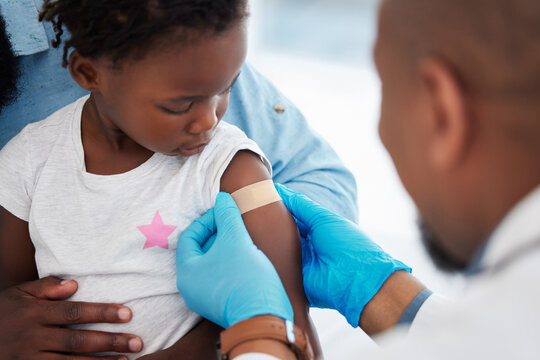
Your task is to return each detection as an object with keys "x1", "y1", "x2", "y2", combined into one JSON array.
[{"x1": 230, "y1": 180, "x2": 282, "y2": 214}]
